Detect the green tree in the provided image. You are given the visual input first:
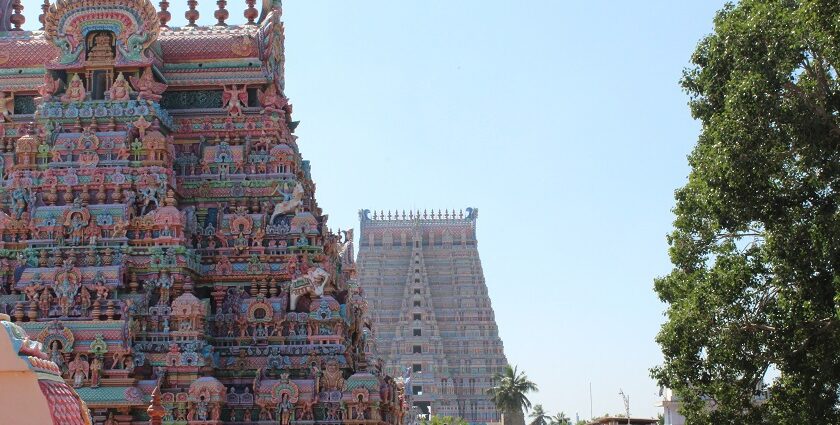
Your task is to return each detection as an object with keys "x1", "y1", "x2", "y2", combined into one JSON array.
[
  {"x1": 487, "y1": 365, "x2": 538, "y2": 425},
  {"x1": 550, "y1": 412, "x2": 571, "y2": 425},
  {"x1": 652, "y1": 1, "x2": 840, "y2": 424},
  {"x1": 528, "y1": 405, "x2": 550, "y2": 425},
  {"x1": 421, "y1": 415, "x2": 468, "y2": 425}
]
